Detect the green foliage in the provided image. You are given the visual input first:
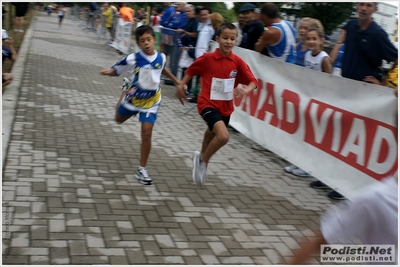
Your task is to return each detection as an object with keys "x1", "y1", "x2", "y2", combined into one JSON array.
[
  {"x1": 189, "y1": 2, "x2": 236, "y2": 23},
  {"x1": 293, "y1": 2, "x2": 355, "y2": 35},
  {"x1": 232, "y1": 2, "x2": 286, "y2": 16}
]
